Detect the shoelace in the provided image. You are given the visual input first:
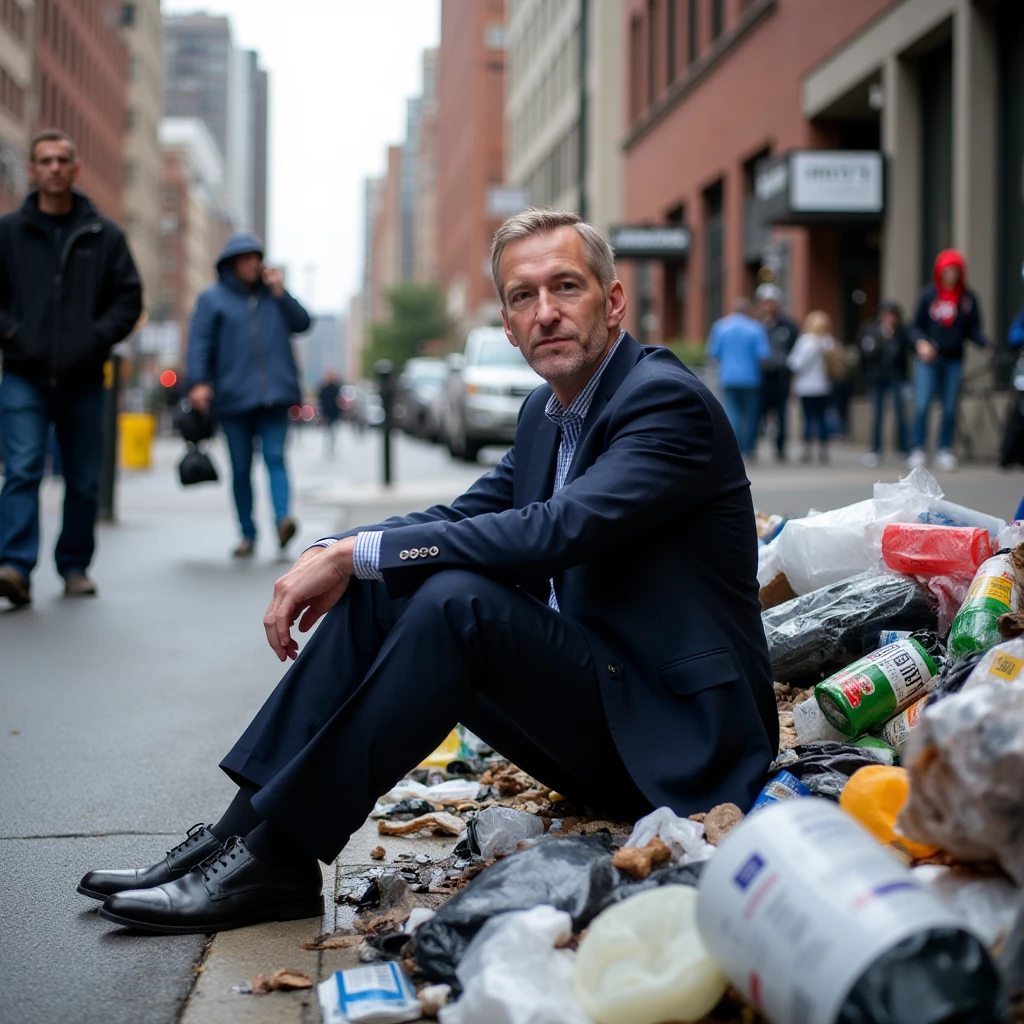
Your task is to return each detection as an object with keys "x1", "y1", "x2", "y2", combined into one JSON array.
[
  {"x1": 194, "y1": 836, "x2": 244, "y2": 882},
  {"x1": 166, "y1": 822, "x2": 211, "y2": 858}
]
